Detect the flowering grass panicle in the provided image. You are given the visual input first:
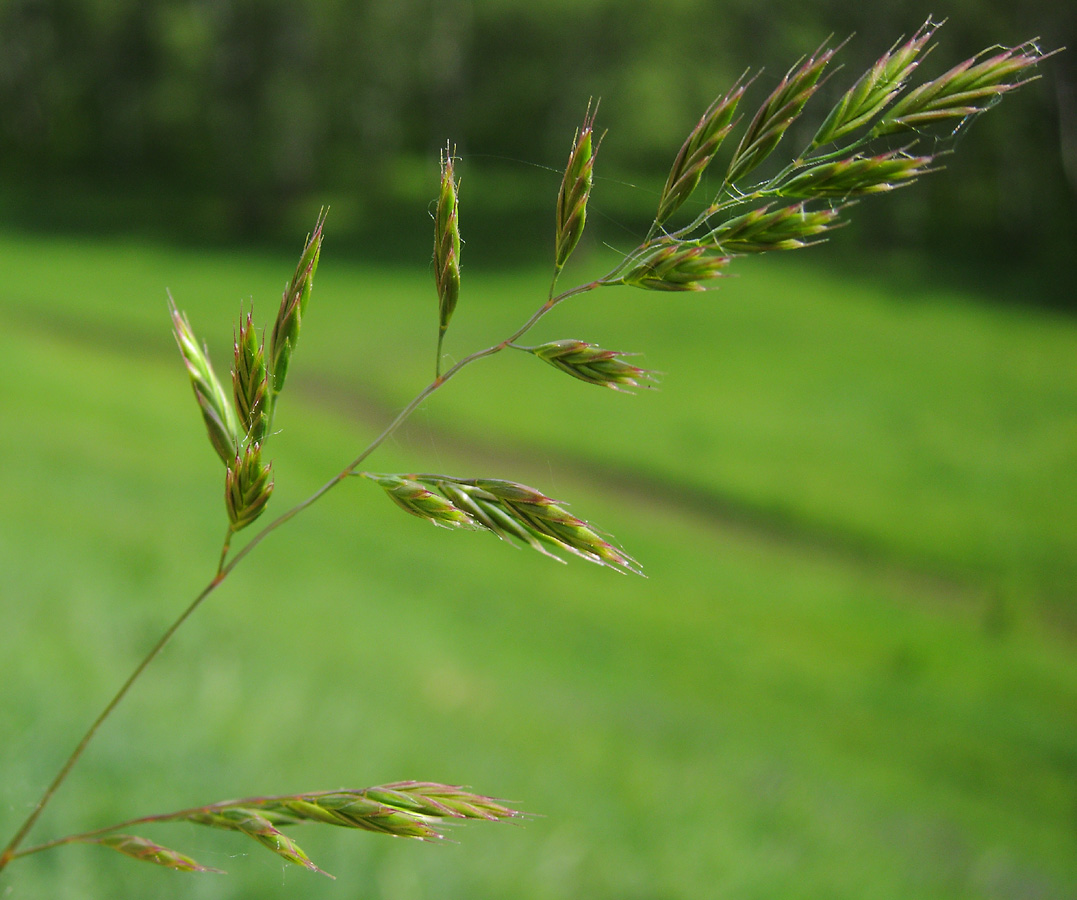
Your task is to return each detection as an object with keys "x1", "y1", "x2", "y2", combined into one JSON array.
[
  {"x1": 77, "y1": 783, "x2": 521, "y2": 878},
  {"x1": 0, "y1": 21, "x2": 1053, "y2": 890}
]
